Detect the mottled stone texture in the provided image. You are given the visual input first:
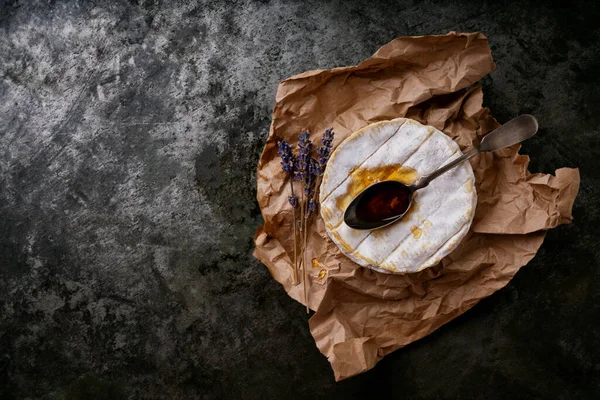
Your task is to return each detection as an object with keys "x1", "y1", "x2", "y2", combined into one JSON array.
[{"x1": 0, "y1": 0, "x2": 598, "y2": 398}]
